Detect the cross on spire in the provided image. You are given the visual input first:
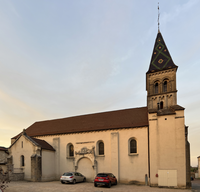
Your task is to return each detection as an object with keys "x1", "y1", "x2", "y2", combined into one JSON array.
[{"x1": 158, "y1": 2, "x2": 160, "y2": 32}]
